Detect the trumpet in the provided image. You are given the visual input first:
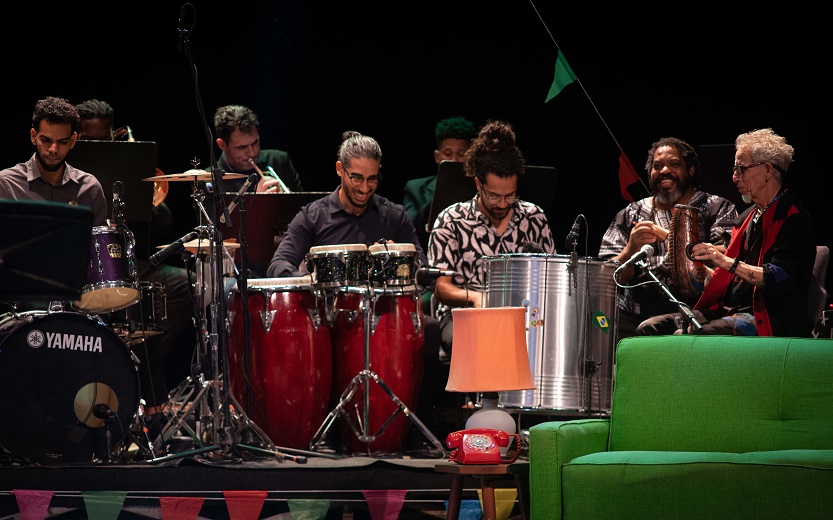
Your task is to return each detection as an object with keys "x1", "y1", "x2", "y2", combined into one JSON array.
[{"x1": 248, "y1": 159, "x2": 291, "y2": 193}]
